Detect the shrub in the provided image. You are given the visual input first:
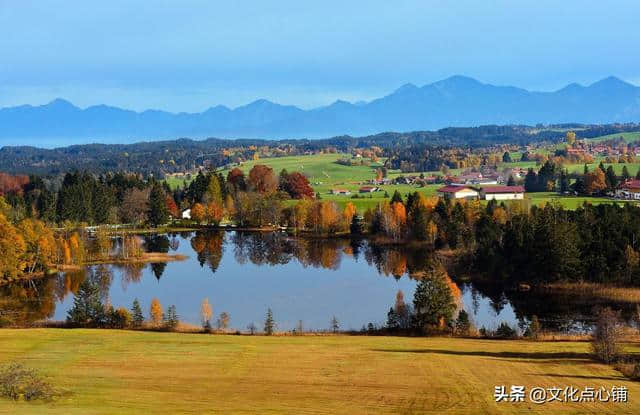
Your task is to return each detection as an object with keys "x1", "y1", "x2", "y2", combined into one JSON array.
[
  {"x1": 592, "y1": 307, "x2": 623, "y2": 363},
  {"x1": 107, "y1": 307, "x2": 132, "y2": 329},
  {"x1": 495, "y1": 322, "x2": 517, "y2": 339},
  {"x1": 0, "y1": 363, "x2": 58, "y2": 401}
]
